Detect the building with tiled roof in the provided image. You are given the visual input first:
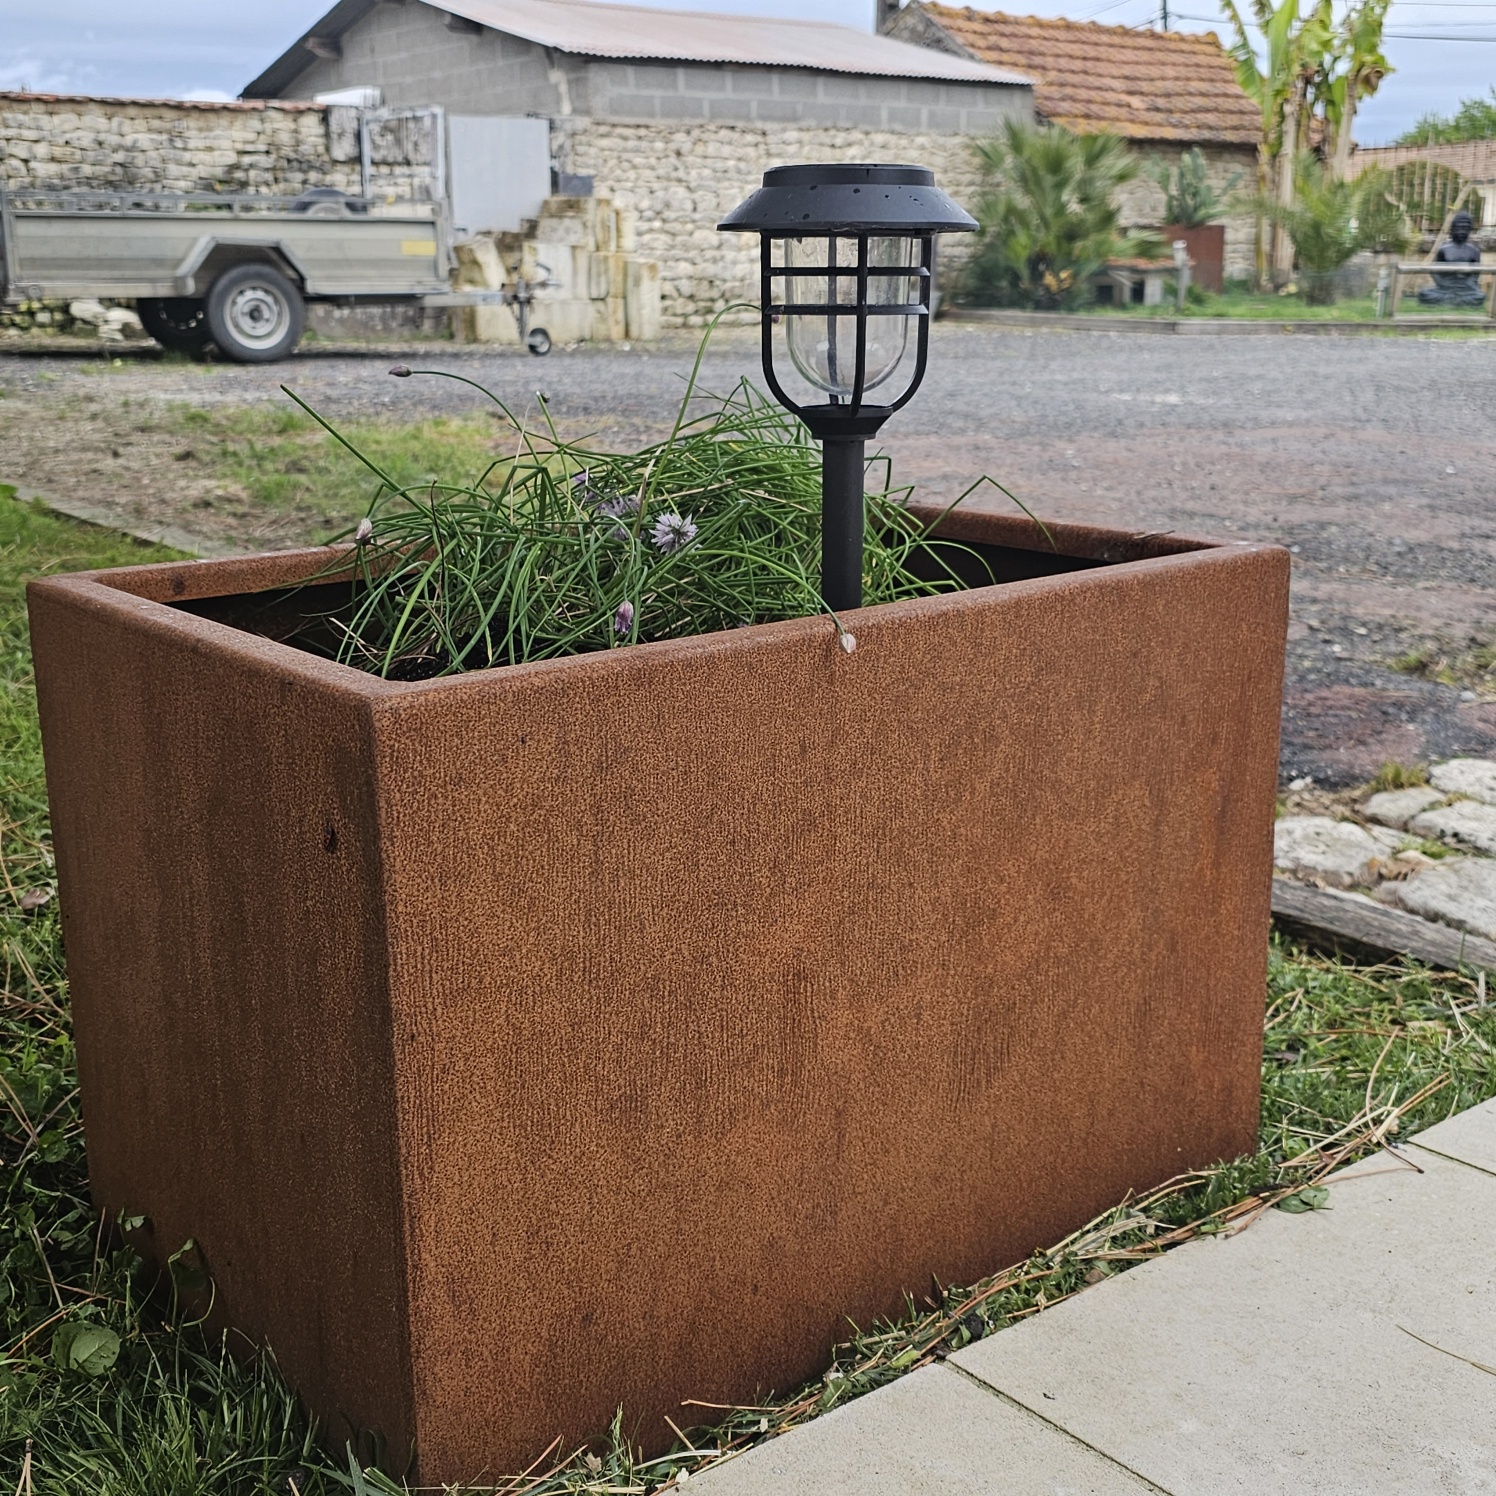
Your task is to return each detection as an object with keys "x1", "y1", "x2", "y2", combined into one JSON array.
[
  {"x1": 885, "y1": 4, "x2": 1260, "y2": 280},
  {"x1": 885, "y1": 4, "x2": 1257, "y2": 145}
]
